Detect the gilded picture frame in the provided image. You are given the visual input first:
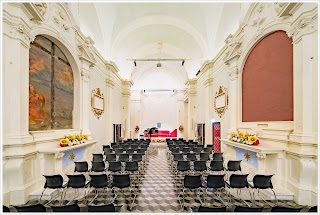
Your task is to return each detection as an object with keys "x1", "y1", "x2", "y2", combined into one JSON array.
[
  {"x1": 91, "y1": 88, "x2": 104, "y2": 119},
  {"x1": 214, "y1": 86, "x2": 229, "y2": 118}
]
